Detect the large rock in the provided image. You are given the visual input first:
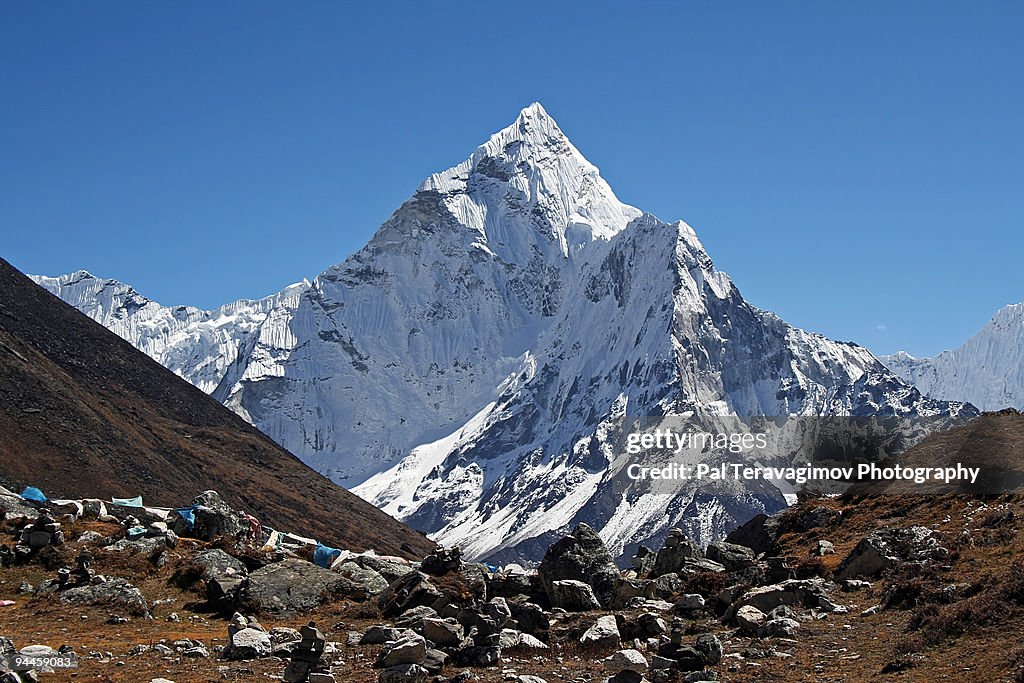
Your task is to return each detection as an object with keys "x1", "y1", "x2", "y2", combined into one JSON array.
[
  {"x1": 694, "y1": 633, "x2": 723, "y2": 665},
  {"x1": 422, "y1": 618, "x2": 462, "y2": 647},
  {"x1": 611, "y1": 578, "x2": 657, "y2": 609},
  {"x1": 190, "y1": 491, "x2": 245, "y2": 541},
  {"x1": 651, "y1": 528, "x2": 703, "y2": 578},
  {"x1": 193, "y1": 549, "x2": 247, "y2": 583},
  {"x1": 735, "y1": 604, "x2": 767, "y2": 632},
  {"x1": 379, "y1": 571, "x2": 442, "y2": 617},
  {"x1": 59, "y1": 578, "x2": 149, "y2": 616},
  {"x1": 731, "y1": 578, "x2": 832, "y2": 617},
  {"x1": 725, "y1": 512, "x2": 781, "y2": 556},
  {"x1": 762, "y1": 617, "x2": 799, "y2": 637},
  {"x1": 548, "y1": 579, "x2": 601, "y2": 611},
  {"x1": 835, "y1": 526, "x2": 946, "y2": 580},
  {"x1": 538, "y1": 524, "x2": 618, "y2": 608},
  {"x1": 356, "y1": 555, "x2": 414, "y2": 583},
  {"x1": 704, "y1": 542, "x2": 757, "y2": 571},
  {"x1": 360, "y1": 626, "x2": 403, "y2": 645},
  {"x1": 333, "y1": 562, "x2": 389, "y2": 599},
  {"x1": 508, "y1": 600, "x2": 549, "y2": 635},
  {"x1": 245, "y1": 559, "x2": 354, "y2": 615},
  {"x1": 0, "y1": 495, "x2": 39, "y2": 521}
]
